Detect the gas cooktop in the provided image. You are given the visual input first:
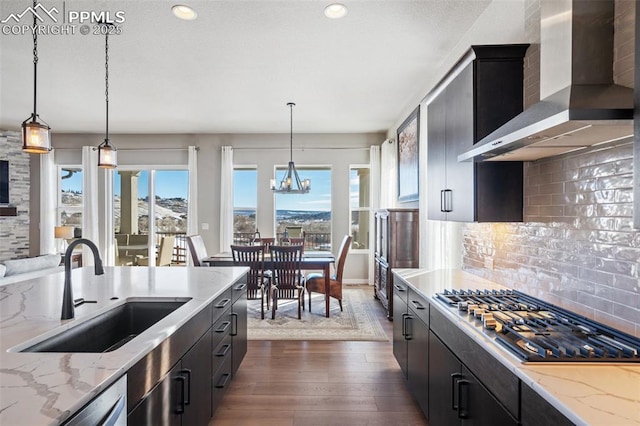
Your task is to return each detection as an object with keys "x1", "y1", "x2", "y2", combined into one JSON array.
[{"x1": 435, "y1": 289, "x2": 640, "y2": 363}]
